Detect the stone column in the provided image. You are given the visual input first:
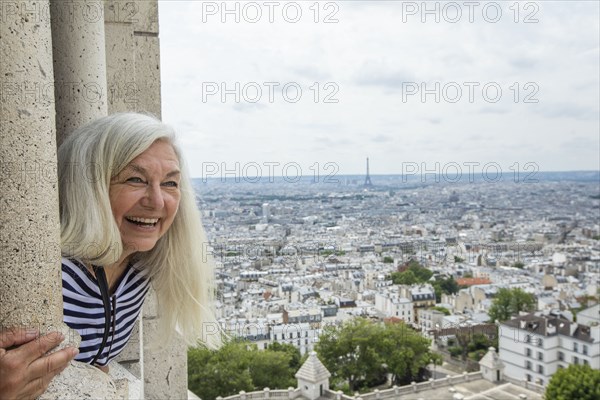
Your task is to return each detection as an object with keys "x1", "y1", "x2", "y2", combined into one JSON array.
[
  {"x1": 50, "y1": 0, "x2": 108, "y2": 145},
  {"x1": 0, "y1": 1, "x2": 117, "y2": 398},
  {"x1": 1, "y1": 0, "x2": 63, "y2": 340},
  {"x1": 142, "y1": 289, "x2": 189, "y2": 399}
]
